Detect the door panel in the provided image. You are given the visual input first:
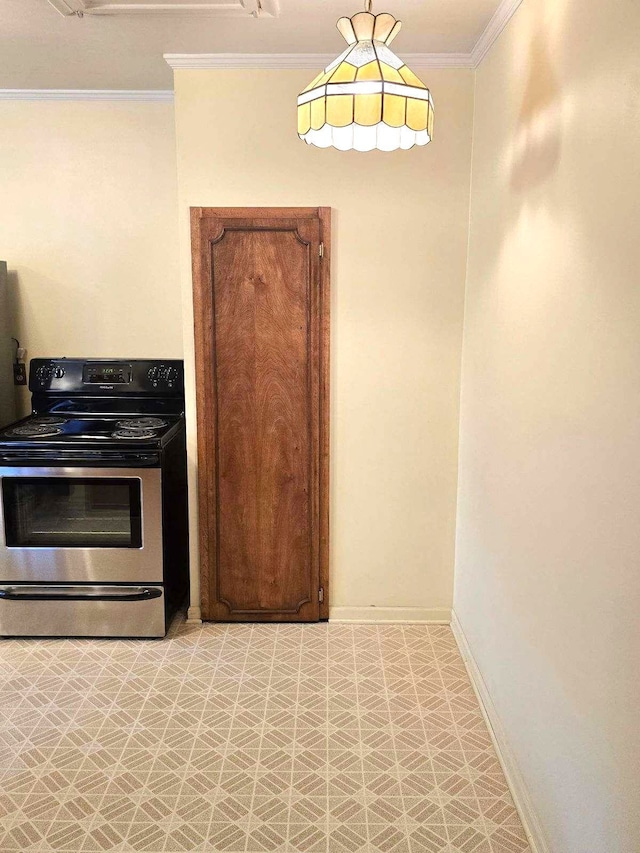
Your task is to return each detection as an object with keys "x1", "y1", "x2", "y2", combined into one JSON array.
[
  {"x1": 214, "y1": 228, "x2": 312, "y2": 615},
  {"x1": 192, "y1": 208, "x2": 330, "y2": 622}
]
